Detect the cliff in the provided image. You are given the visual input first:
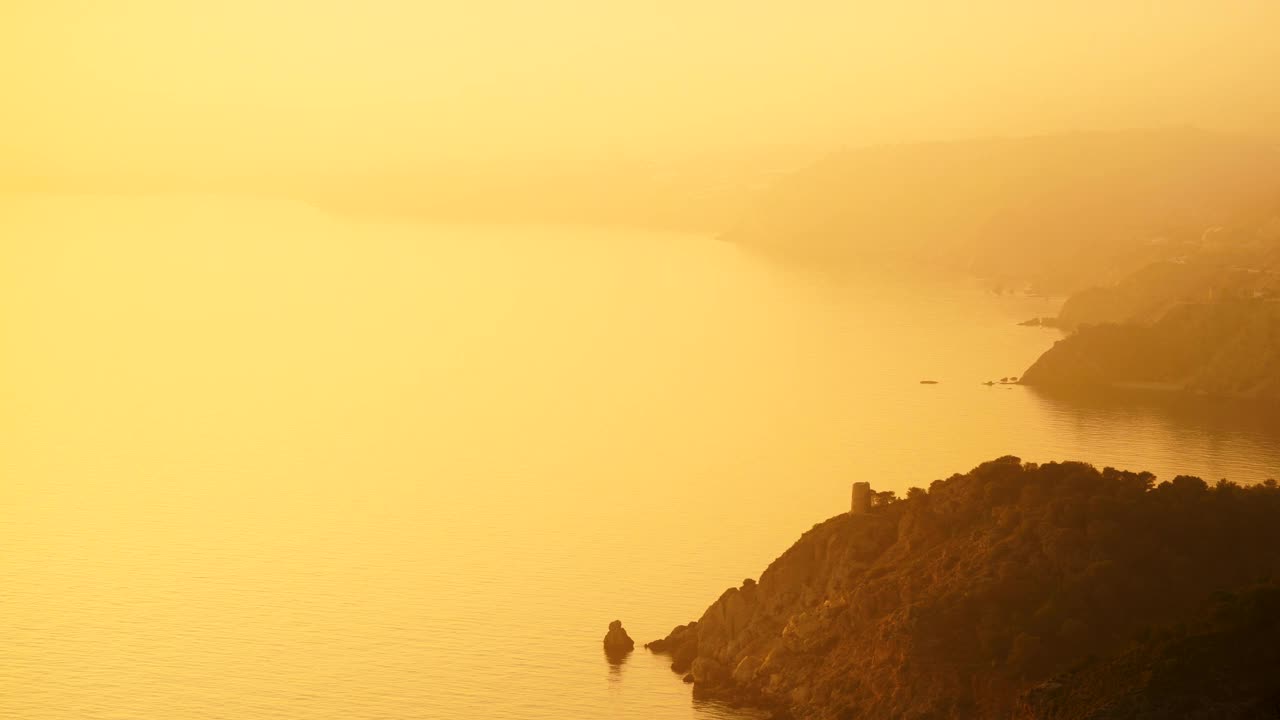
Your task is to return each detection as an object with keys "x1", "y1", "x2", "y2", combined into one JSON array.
[{"x1": 649, "y1": 457, "x2": 1280, "y2": 719}]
